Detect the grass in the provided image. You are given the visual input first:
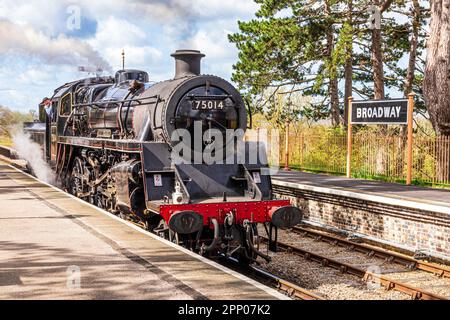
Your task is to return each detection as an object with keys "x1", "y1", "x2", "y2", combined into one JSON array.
[{"x1": 0, "y1": 135, "x2": 12, "y2": 147}]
